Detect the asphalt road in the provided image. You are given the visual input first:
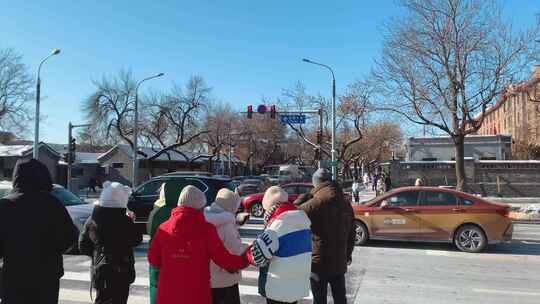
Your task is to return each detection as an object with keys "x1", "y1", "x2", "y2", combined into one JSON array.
[{"x1": 58, "y1": 222, "x2": 540, "y2": 304}]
